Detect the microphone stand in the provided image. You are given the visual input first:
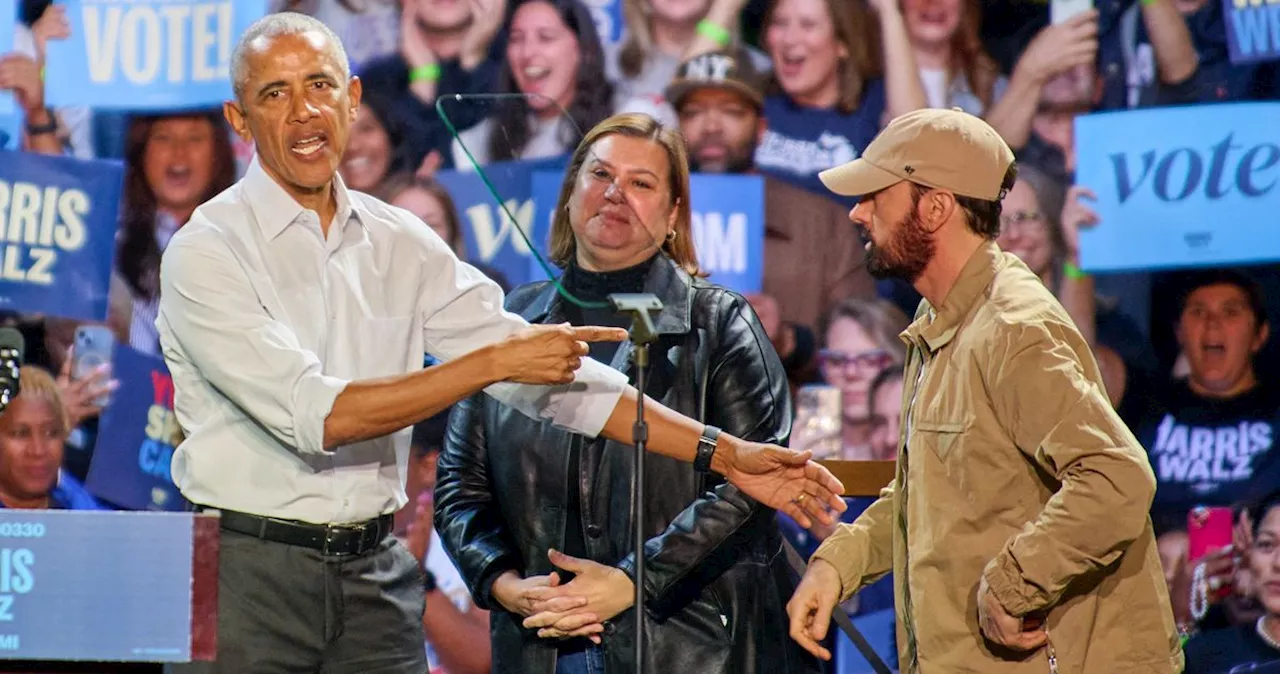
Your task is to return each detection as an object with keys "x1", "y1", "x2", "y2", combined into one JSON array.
[{"x1": 606, "y1": 292, "x2": 663, "y2": 672}]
